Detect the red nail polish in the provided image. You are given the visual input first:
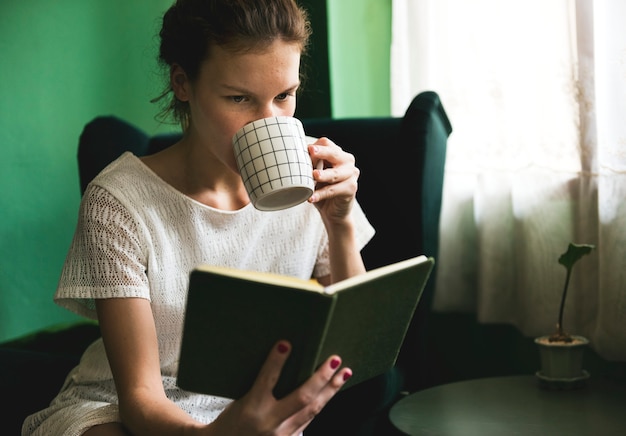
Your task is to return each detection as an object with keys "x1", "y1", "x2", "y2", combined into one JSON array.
[
  {"x1": 277, "y1": 343, "x2": 289, "y2": 354},
  {"x1": 343, "y1": 370, "x2": 352, "y2": 381},
  {"x1": 330, "y1": 358, "x2": 340, "y2": 369}
]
